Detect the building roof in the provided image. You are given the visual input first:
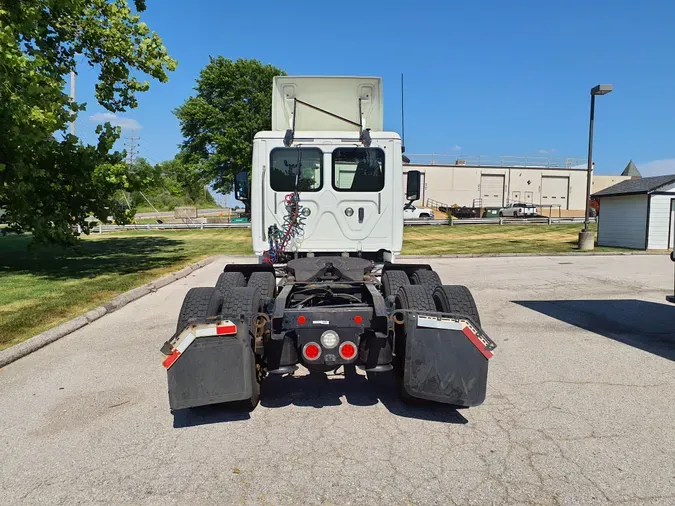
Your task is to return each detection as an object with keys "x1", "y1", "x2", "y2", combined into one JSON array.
[
  {"x1": 593, "y1": 174, "x2": 675, "y2": 197},
  {"x1": 621, "y1": 160, "x2": 642, "y2": 177}
]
